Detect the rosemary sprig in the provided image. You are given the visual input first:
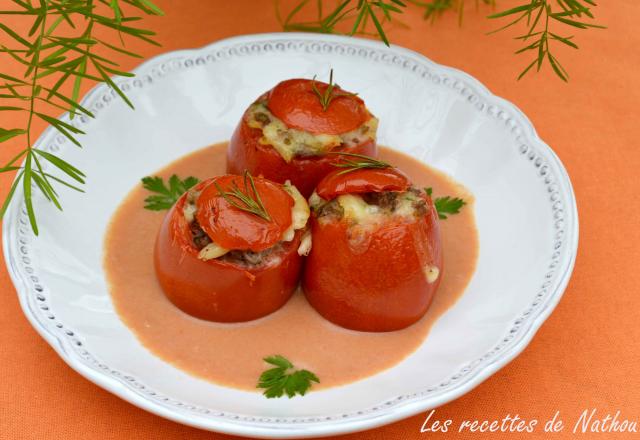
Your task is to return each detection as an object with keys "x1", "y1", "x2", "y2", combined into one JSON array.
[
  {"x1": 329, "y1": 151, "x2": 391, "y2": 175},
  {"x1": 0, "y1": 0, "x2": 163, "y2": 235},
  {"x1": 277, "y1": 0, "x2": 602, "y2": 81},
  {"x1": 311, "y1": 69, "x2": 358, "y2": 111},
  {"x1": 214, "y1": 171, "x2": 272, "y2": 221}
]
